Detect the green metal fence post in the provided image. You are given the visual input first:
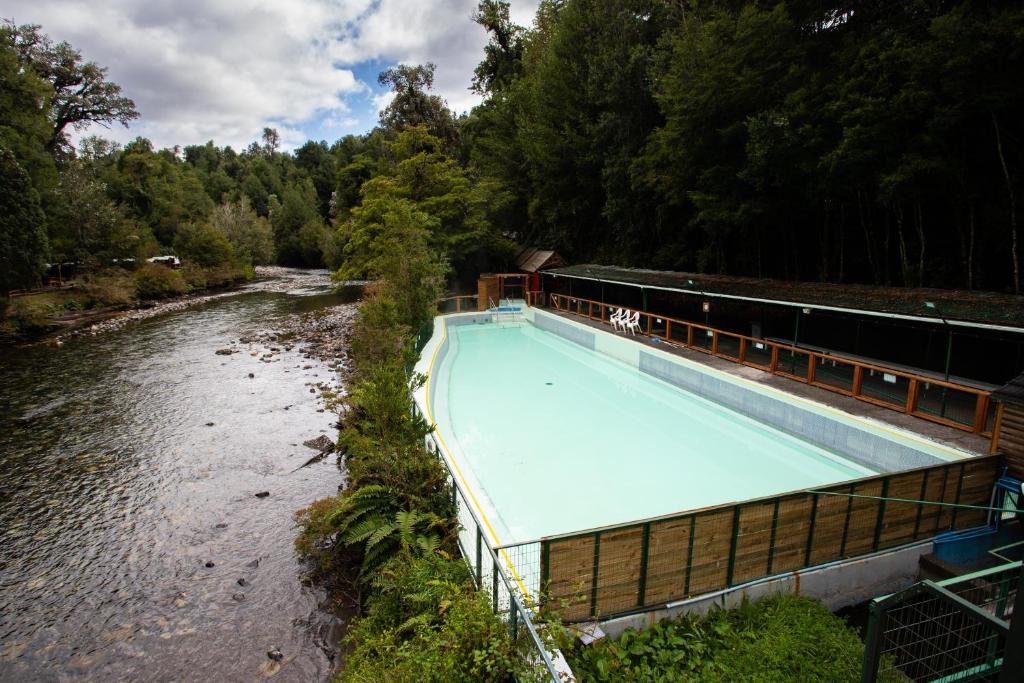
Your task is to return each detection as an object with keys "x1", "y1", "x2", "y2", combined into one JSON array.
[
  {"x1": 541, "y1": 540, "x2": 550, "y2": 607},
  {"x1": 590, "y1": 532, "x2": 602, "y2": 618},
  {"x1": 684, "y1": 516, "x2": 696, "y2": 596},
  {"x1": 951, "y1": 463, "x2": 965, "y2": 529},
  {"x1": 767, "y1": 500, "x2": 780, "y2": 574},
  {"x1": 475, "y1": 526, "x2": 483, "y2": 588},
  {"x1": 805, "y1": 494, "x2": 819, "y2": 566},
  {"x1": 727, "y1": 506, "x2": 742, "y2": 586},
  {"x1": 638, "y1": 523, "x2": 651, "y2": 606},
  {"x1": 860, "y1": 600, "x2": 882, "y2": 683},
  {"x1": 913, "y1": 470, "x2": 930, "y2": 539},
  {"x1": 492, "y1": 558, "x2": 499, "y2": 612},
  {"x1": 999, "y1": 570, "x2": 1024, "y2": 682},
  {"x1": 873, "y1": 479, "x2": 890, "y2": 552}
]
